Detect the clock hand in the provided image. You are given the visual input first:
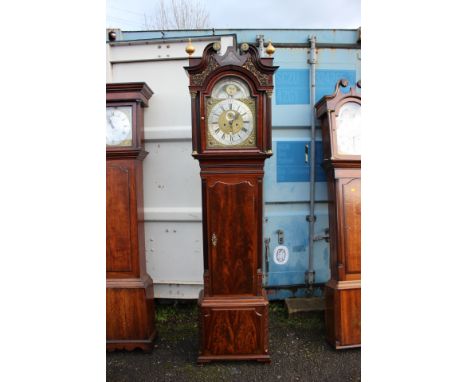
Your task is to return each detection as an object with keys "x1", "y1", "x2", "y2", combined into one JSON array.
[{"x1": 107, "y1": 116, "x2": 115, "y2": 129}]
